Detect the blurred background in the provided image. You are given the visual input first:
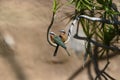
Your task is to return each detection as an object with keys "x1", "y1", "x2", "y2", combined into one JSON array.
[{"x1": 0, "y1": 0, "x2": 119, "y2": 80}]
